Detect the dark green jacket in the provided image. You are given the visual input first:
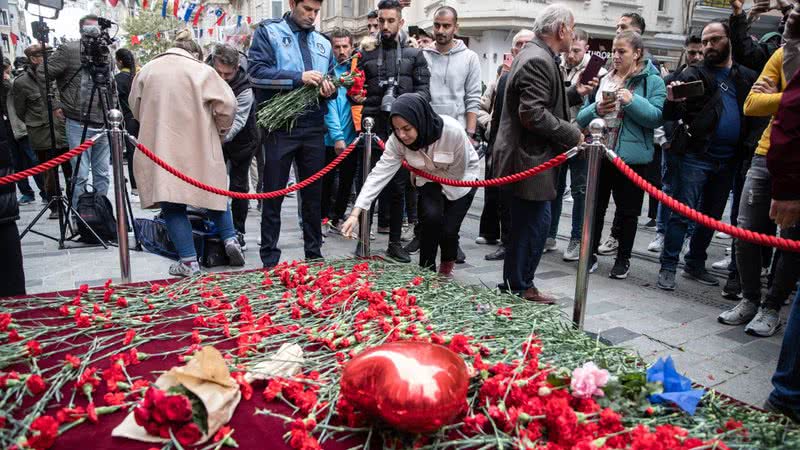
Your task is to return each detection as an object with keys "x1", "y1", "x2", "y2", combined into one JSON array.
[{"x1": 12, "y1": 65, "x2": 68, "y2": 151}]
